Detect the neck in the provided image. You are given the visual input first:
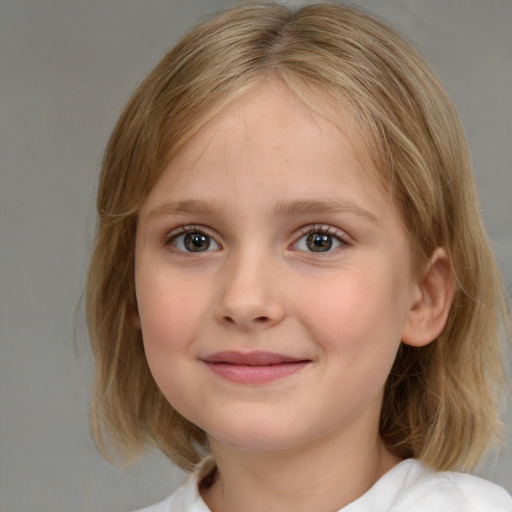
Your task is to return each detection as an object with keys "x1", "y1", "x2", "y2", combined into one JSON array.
[{"x1": 201, "y1": 424, "x2": 401, "y2": 512}]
